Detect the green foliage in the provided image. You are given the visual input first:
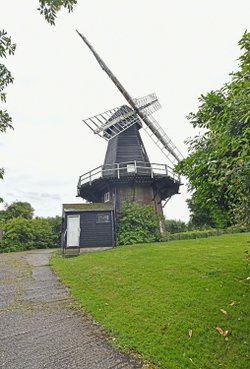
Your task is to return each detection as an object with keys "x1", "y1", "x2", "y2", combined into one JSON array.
[
  {"x1": 38, "y1": 0, "x2": 77, "y2": 25},
  {"x1": 162, "y1": 225, "x2": 249, "y2": 241},
  {"x1": 0, "y1": 0, "x2": 72, "y2": 247},
  {"x1": 186, "y1": 198, "x2": 222, "y2": 228},
  {"x1": 1, "y1": 2, "x2": 77, "y2": 199},
  {"x1": 46, "y1": 215, "x2": 61, "y2": 244},
  {"x1": 176, "y1": 31, "x2": 250, "y2": 228},
  {"x1": 0, "y1": 30, "x2": 16, "y2": 202},
  {"x1": 0, "y1": 30, "x2": 15, "y2": 133},
  {"x1": 3, "y1": 201, "x2": 34, "y2": 220},
  {"x1": 52, "y1": 233, "x2": 250, "y2": 369},
  {"x1": 0, "y1": 201, "x2": 61, "y2": 252},
  {"x1": 164, "y1": 218, "x2": 187, "y2": 233},
  {"x1": 1, "y1": 217, "x2": 34, "y2": 252},
  {"x1": 1, "y1": 1, "x2": 77, "y2": 200},
  {"x1": 116, "y1": 202, "x2": 162, "y2": 245},
  {"x1": 0, "y1": 216, "x2": 60, "y2": 253},
  {"x1": 30, "y1": 217, "x2": 59, "y2": 248}
]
